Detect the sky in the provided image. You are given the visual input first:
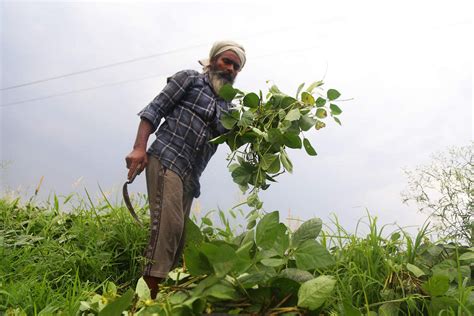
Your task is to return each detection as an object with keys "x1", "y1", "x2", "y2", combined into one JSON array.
[{"x1": 1, "y1": 0, "x2": 472, "y2": 235}]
